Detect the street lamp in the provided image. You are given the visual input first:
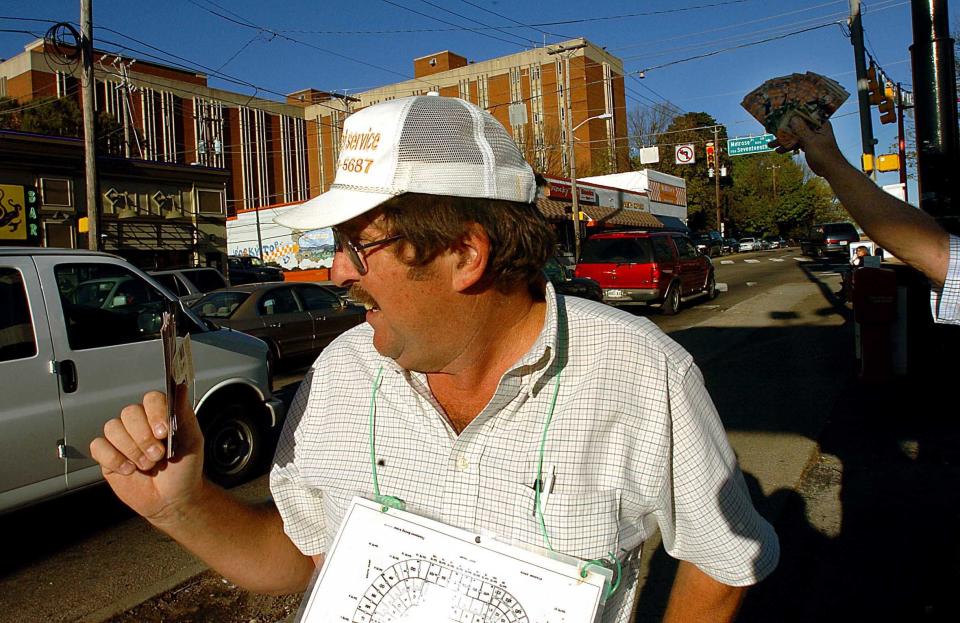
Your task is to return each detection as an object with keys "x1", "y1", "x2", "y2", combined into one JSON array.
[{"x1": 568, "y1": 112, "x2": 612, "y2": 260}]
